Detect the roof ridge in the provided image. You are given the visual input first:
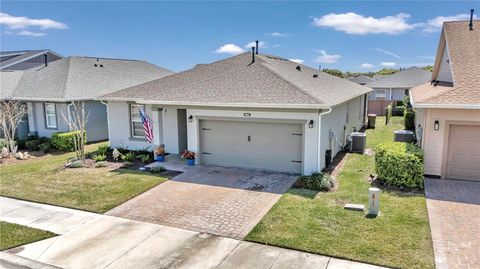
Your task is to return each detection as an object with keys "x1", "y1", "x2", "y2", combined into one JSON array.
[
  {"x1": 62, "y1": 57, "x2": 74, "y2": 100},
  {"x1": 257, "y1": 61, "x2": 324, "y2": 104},
  {"x1": 144, "y1": 61, "x2": 255, "y2": 100}
]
